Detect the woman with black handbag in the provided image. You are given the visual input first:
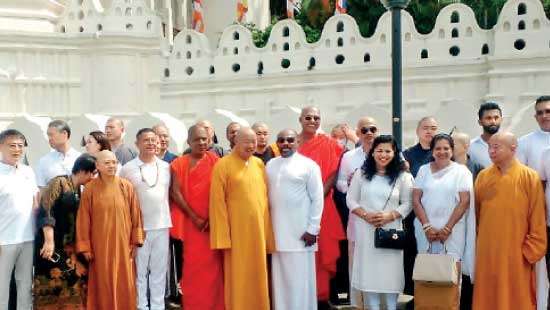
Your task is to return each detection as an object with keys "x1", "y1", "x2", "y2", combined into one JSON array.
[
  {"x1": 33, "y1": 154, "x2": 96, "y2": 309},
  {"x1": 346, "y1": 135, "x2": 413, "y2": 310}
]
